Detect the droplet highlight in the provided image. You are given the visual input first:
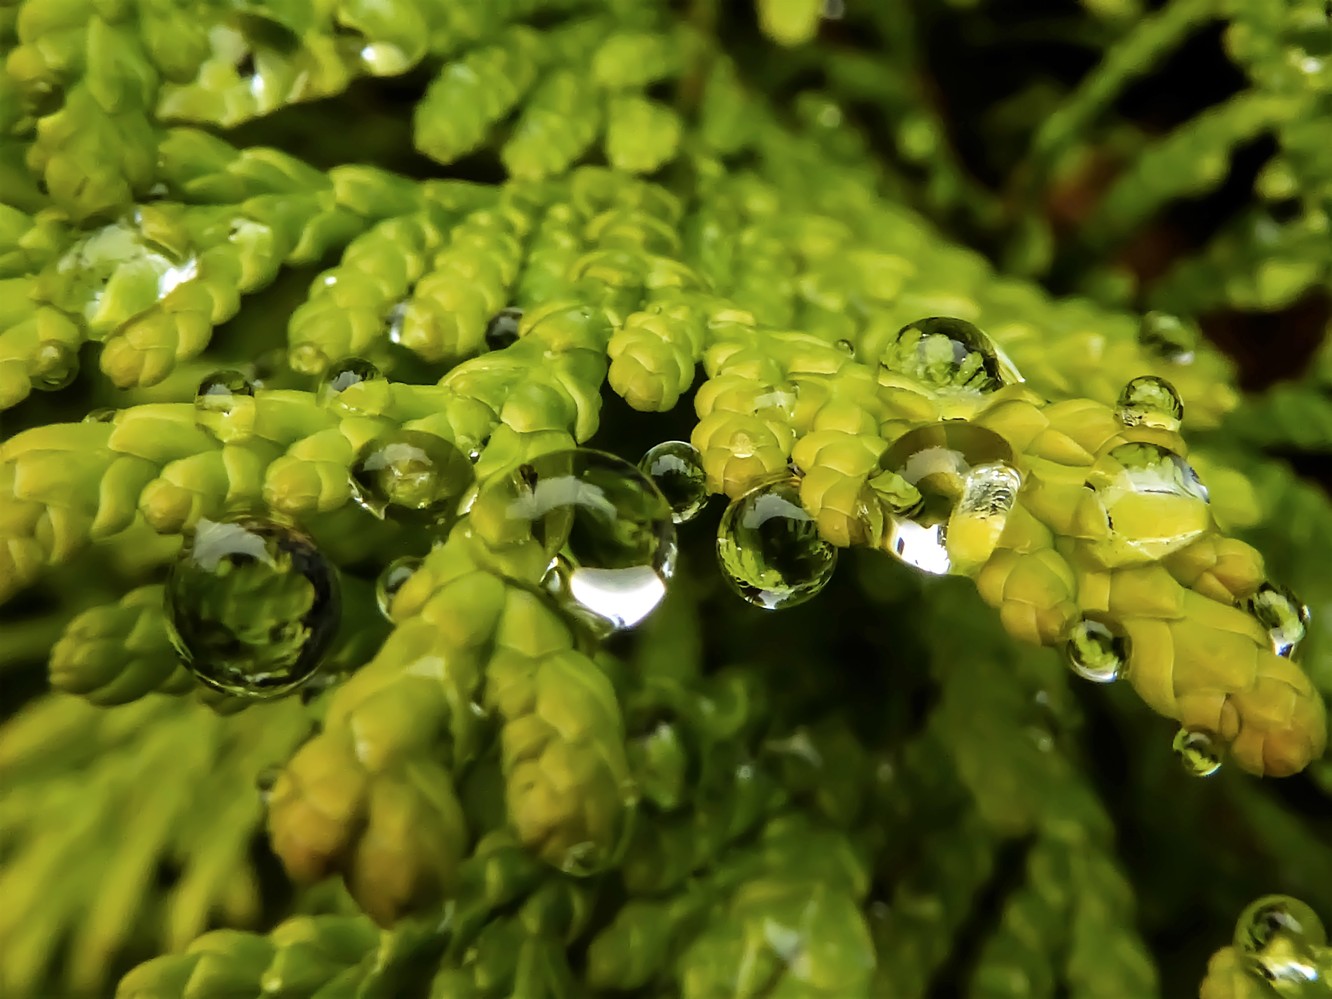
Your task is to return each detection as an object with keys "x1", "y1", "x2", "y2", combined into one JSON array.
[
  {"x1": 317, "y1": 357, "x2": 384, "y2": 415},
  {"x1": 1173, "y1": 727, "x2": 1222, "y2": 777},
  {"x1": 879, "y1": 317, "x2": 1017, "y2": 394},
  {"x1": 639, "y1": 441, "x2": 709, "y2": 524},
  {"x1": 194, "y1": 370, "x2": 256, "y2": 443},
  {"x1": 1116, "y1": 375, "x2": 1184, "y2": 432},
  {"x1": 350, "y1": 429, "x2": 475, "y2": 524},
  {"x1": 1234, "y1": 895, "x2": 1328, "y2": 994},
  {"x1": 165, "y1": 516, "x2": 341, "y2": 699},
  {"x1": 1244, "y1": 582, "x2": 1310, "y2": 658},
  {"x1": 484, "y1": 307, "x2": 523, "y2": 351},
  {"x1": 717, "y1": 476, "x2": 837, "y2": 609},
  {"x1": 1138, "y1": 311, "x2": 1198, "y2": 363},
  {"x1": 376, "y1": 555, "x2": 422, "y2": 619},
  {"x1": 1064, "y1": 619, "x2": 1128, "y2": 683},
  {"x1": 29, "y1": 341, "x2": 79, "y2": 391},
  {"x1": 83, "y1": 407, "x2": 116, "y2": 423}
]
